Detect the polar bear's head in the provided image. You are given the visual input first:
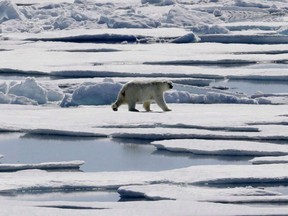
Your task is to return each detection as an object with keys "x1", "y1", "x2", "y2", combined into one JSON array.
[{"x1": 162, "y1": 80, "x2": 173, "y2": 91}]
